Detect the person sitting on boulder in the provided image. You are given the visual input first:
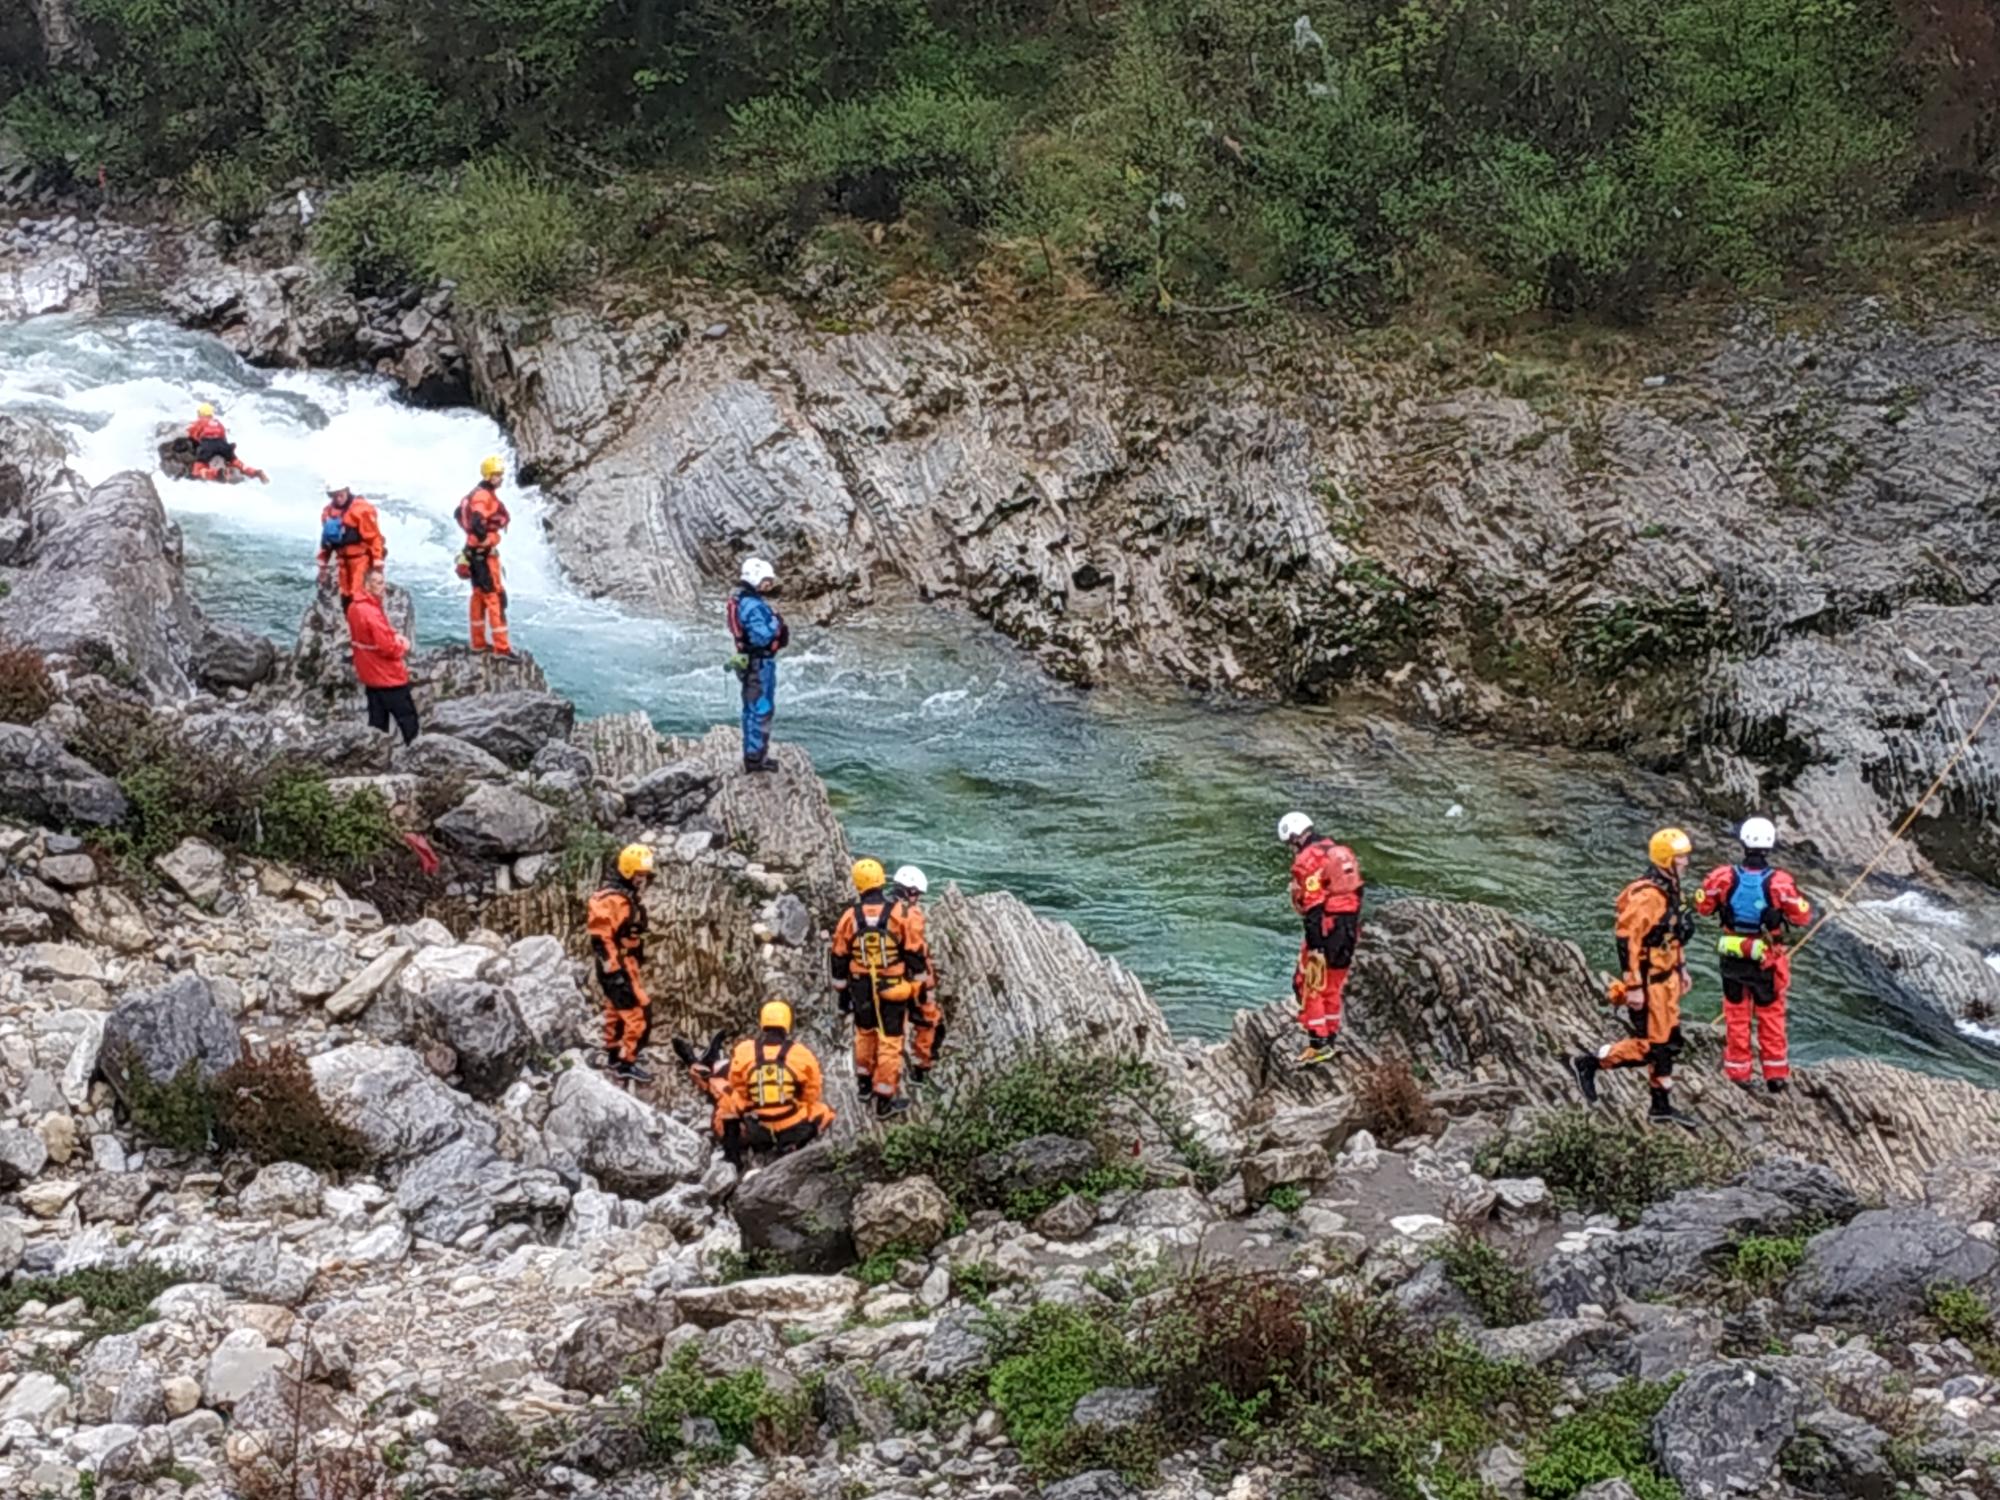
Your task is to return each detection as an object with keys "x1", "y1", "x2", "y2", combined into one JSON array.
[
  {"x1": 677, "y1": 1001, "x2": 835, "y2": 1166},
  {"x1": 186, "y1": 402, "x2": 267, "y2": 482},
  {"x1": 345, "y1": 567, "x2": 419, "y2": 746}
]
